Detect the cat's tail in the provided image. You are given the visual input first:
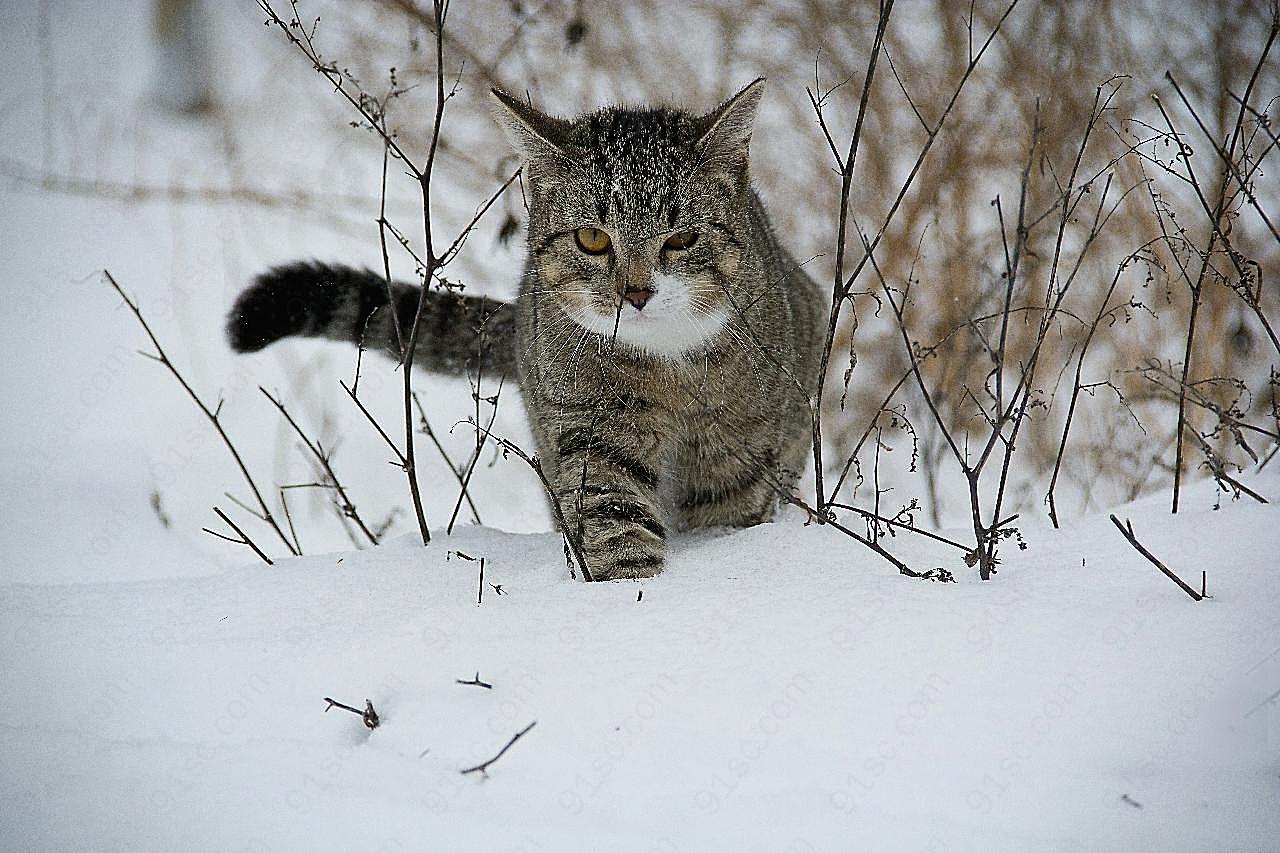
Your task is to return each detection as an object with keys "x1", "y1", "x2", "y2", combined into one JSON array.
[{"x1": 226, "y1": 261, "x2": 516, "y2": 377}]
